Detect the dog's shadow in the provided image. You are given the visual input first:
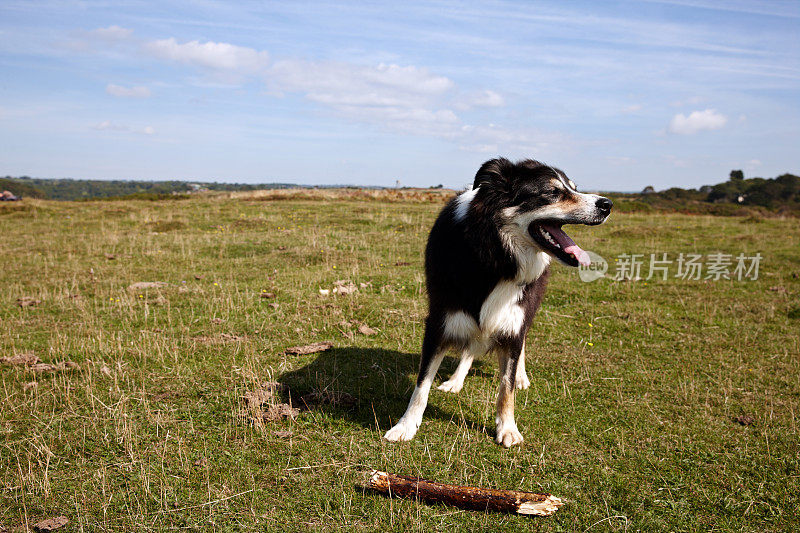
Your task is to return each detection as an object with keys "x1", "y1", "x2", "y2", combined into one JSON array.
[{"x1": 277, "y1": 347, "x2": 493, "y2": 432}]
